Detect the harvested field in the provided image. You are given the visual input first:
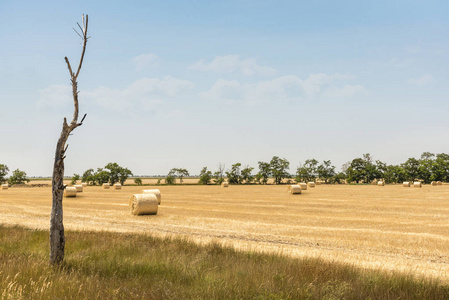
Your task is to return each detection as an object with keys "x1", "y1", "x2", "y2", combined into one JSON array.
[{"x1": 0, "y1": 184, "x2": 448, "y2": 282}]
